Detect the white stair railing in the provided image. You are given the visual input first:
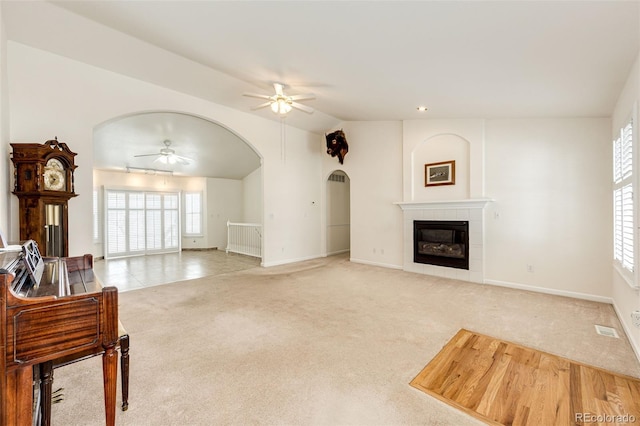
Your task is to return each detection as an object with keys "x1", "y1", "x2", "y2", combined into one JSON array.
[{"x1": 226, "y1": 221, "x2": 262, "y2": 258}]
